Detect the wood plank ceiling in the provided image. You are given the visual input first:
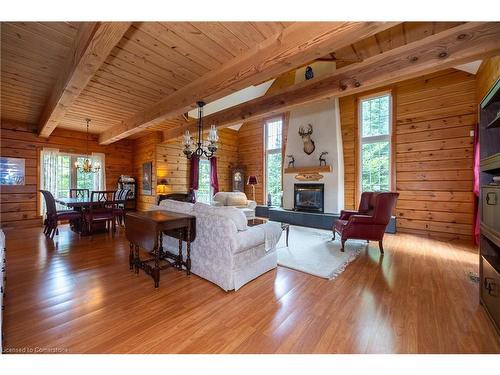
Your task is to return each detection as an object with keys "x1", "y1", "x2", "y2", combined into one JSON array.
[
  {"x1": 0, "y1": 21, "x2": 468, "y2": 137},
  {"x1": 1, "y1": 22, "x2": 80, "y2": 124}
]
